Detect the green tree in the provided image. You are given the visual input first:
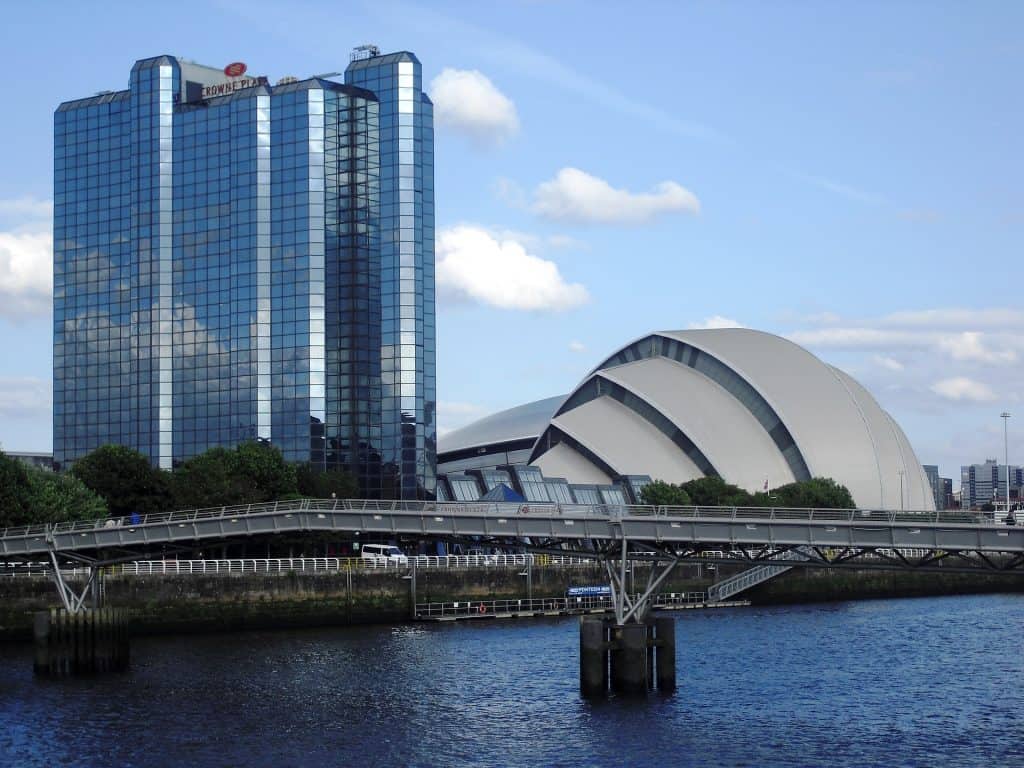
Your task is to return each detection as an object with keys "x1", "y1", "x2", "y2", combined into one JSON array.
[
  {"x1": 640, "y1": 480, "x2": 692, "y2": 506},
  {"x1": 759, "y1": 477, "x2": 855, "y2": 509},
  {"x1": 25, "y1": 469, "x2": 107, "y2": 524},
  {"x1": 682, "y1": 476, "x2": 755, "y2": 507},
  {"x1": 227, "y1": 441, "x2": 297, "y2": 503},
  {"x1": 71, "y1": 445, "x2": 171, "y2": 515},
  {"x1": 0, "y1": 451, "x2": 33, "y2": 528},
  {"x1": 296, "y1": 463, "x2": 359, "y2": 499},
  {"x1": 172, "y1": 447, "x2": 248, "y2": 509}
]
